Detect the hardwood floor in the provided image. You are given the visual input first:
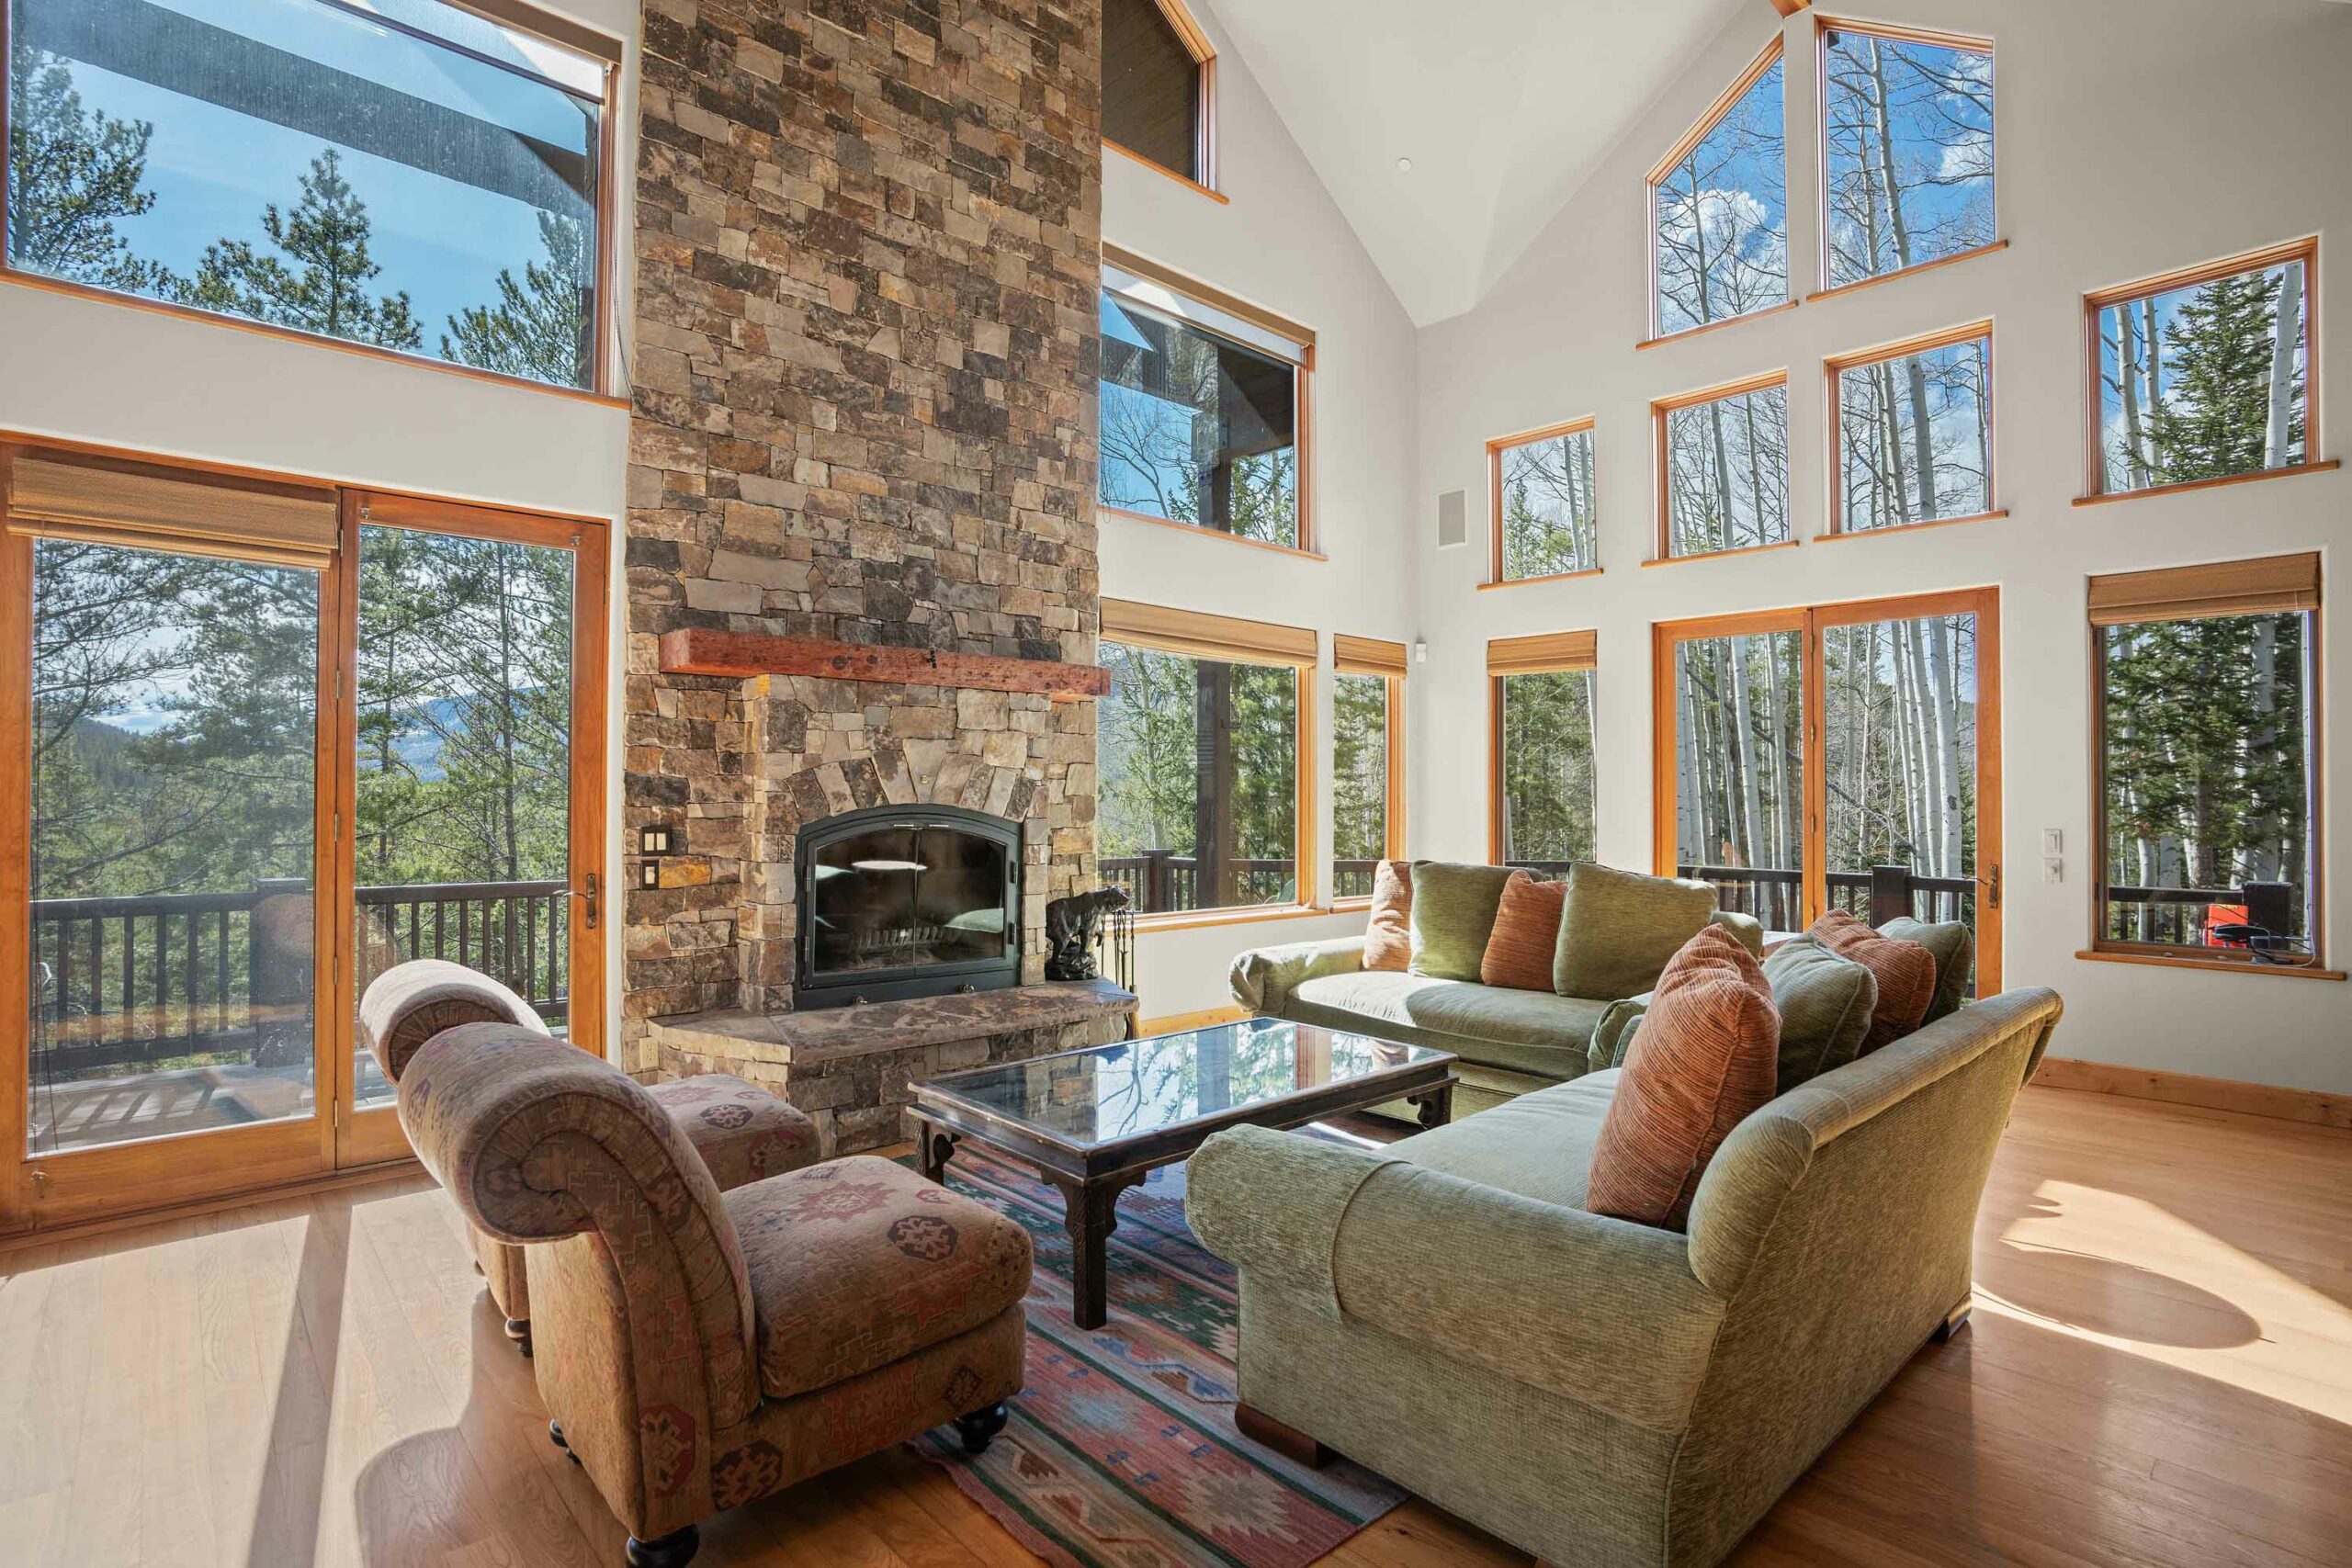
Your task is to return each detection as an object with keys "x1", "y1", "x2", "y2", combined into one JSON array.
[{"x1": 2, "y1": 1083, "x2": 2346, "y2": 1567}]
